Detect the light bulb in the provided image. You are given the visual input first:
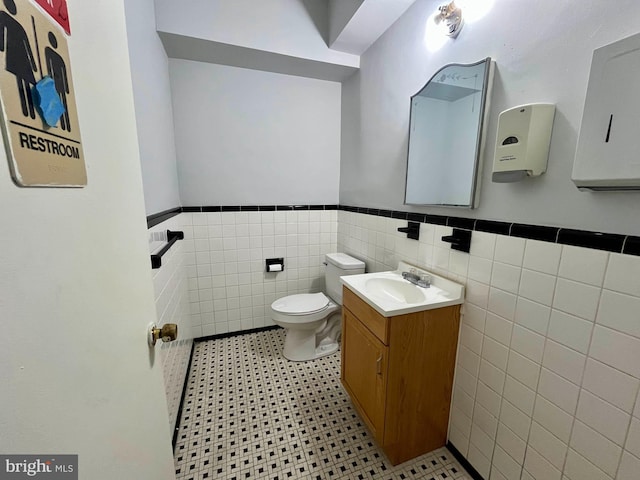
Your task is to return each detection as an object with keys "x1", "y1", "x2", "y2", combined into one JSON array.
[{"x1": 424, "y1": 11, "x2": 449, "y2": 52}]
